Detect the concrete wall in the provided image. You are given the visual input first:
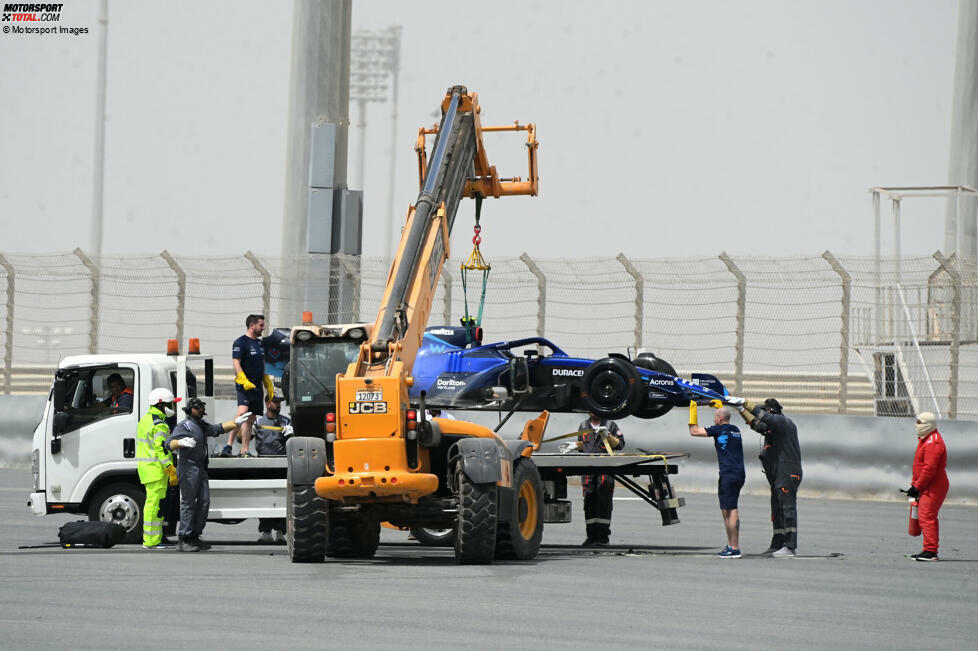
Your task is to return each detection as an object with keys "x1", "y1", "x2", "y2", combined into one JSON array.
[{"x1": 2, "y1": 397, "x2": 975, "y2": 503}]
